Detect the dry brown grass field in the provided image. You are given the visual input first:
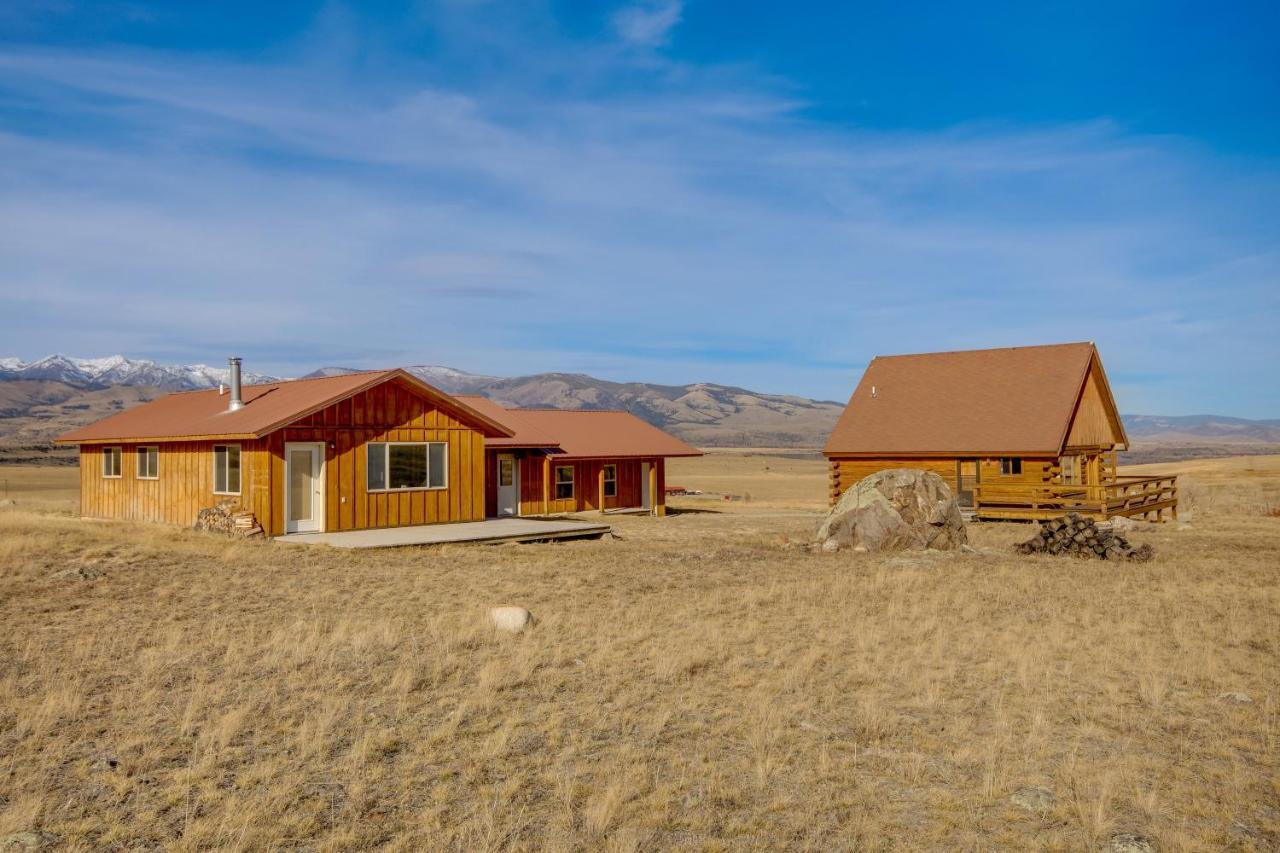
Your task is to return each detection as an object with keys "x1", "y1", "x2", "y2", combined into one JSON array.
[{"x1": 0, "y1": 456, "x2": 1277, "y2": 851}]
